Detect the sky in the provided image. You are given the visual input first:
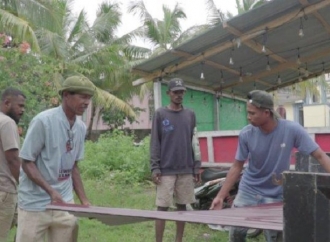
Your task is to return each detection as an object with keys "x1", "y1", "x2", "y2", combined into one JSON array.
[{"x1": 73, "y1": 0, "x2": 238, "y2": 41}]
